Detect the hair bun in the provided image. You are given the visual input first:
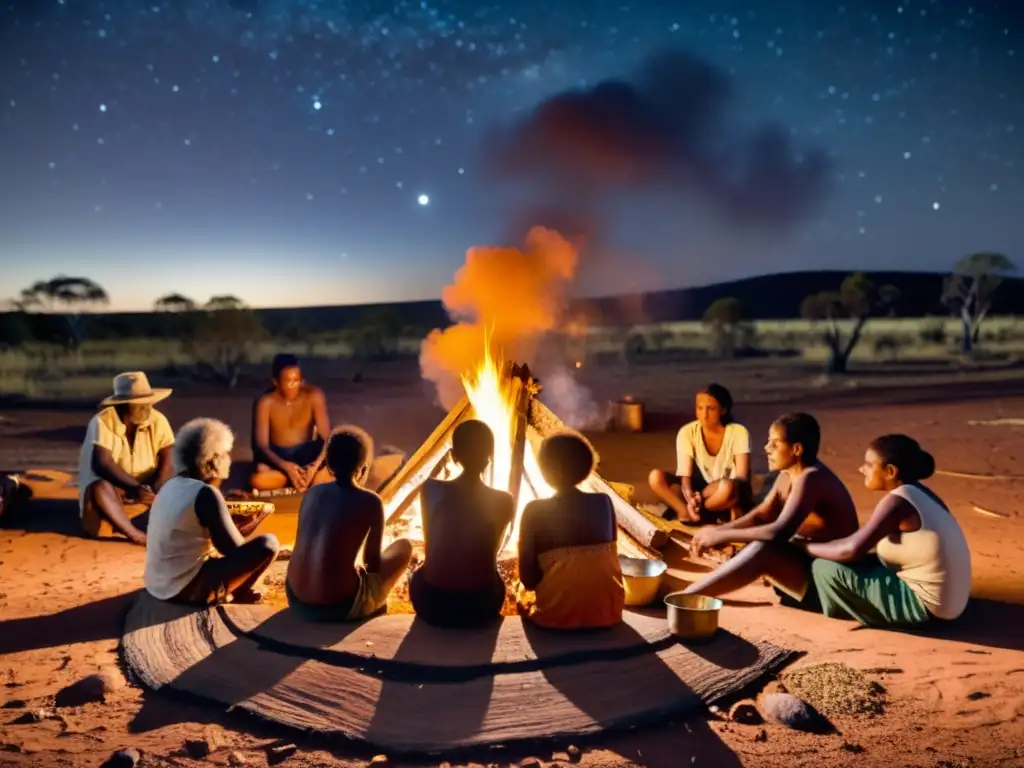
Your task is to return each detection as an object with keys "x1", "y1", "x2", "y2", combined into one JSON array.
[{"x1": 915, "y1": 449, "x2": 936, "y2": 481}]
